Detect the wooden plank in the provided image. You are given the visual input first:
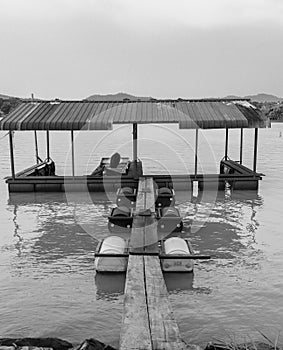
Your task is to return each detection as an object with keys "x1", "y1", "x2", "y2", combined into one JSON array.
[
  {"x1": 129, "y1": 219, "x2": 145, "y2": 253},
  {"x1": 135, "y1": 177, "x2": 147, "y2": 212},
  {"x1": 120, "y1": 255, "x2": 152, "y2": 350},
  {"x1": 144, "y1": 217, "x2": 159, "y2": 254},
  {"x1": 130, "y1": 177, "x2": 157, "y2": 253},
  {"x1": 144, "y1": 256, "x2": 187, "y2": 350},
  {"x1": 145, "y1": 177, "x2": 156, "y2": 212}
]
